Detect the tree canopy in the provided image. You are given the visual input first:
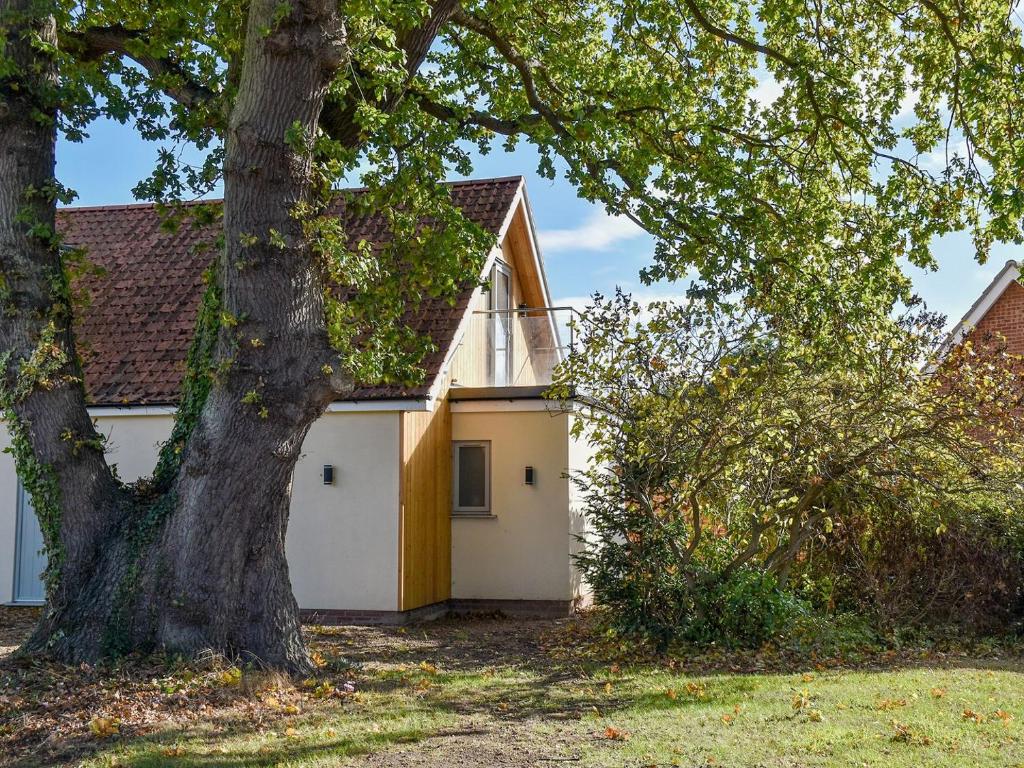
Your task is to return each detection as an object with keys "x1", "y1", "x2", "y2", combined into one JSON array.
[
  {"x1": 2, "y1": 0, "x2": 1023, "y2": 669},
  {"x1": 42, "y1": 0, "x2": 1024, "y2": 335}
]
